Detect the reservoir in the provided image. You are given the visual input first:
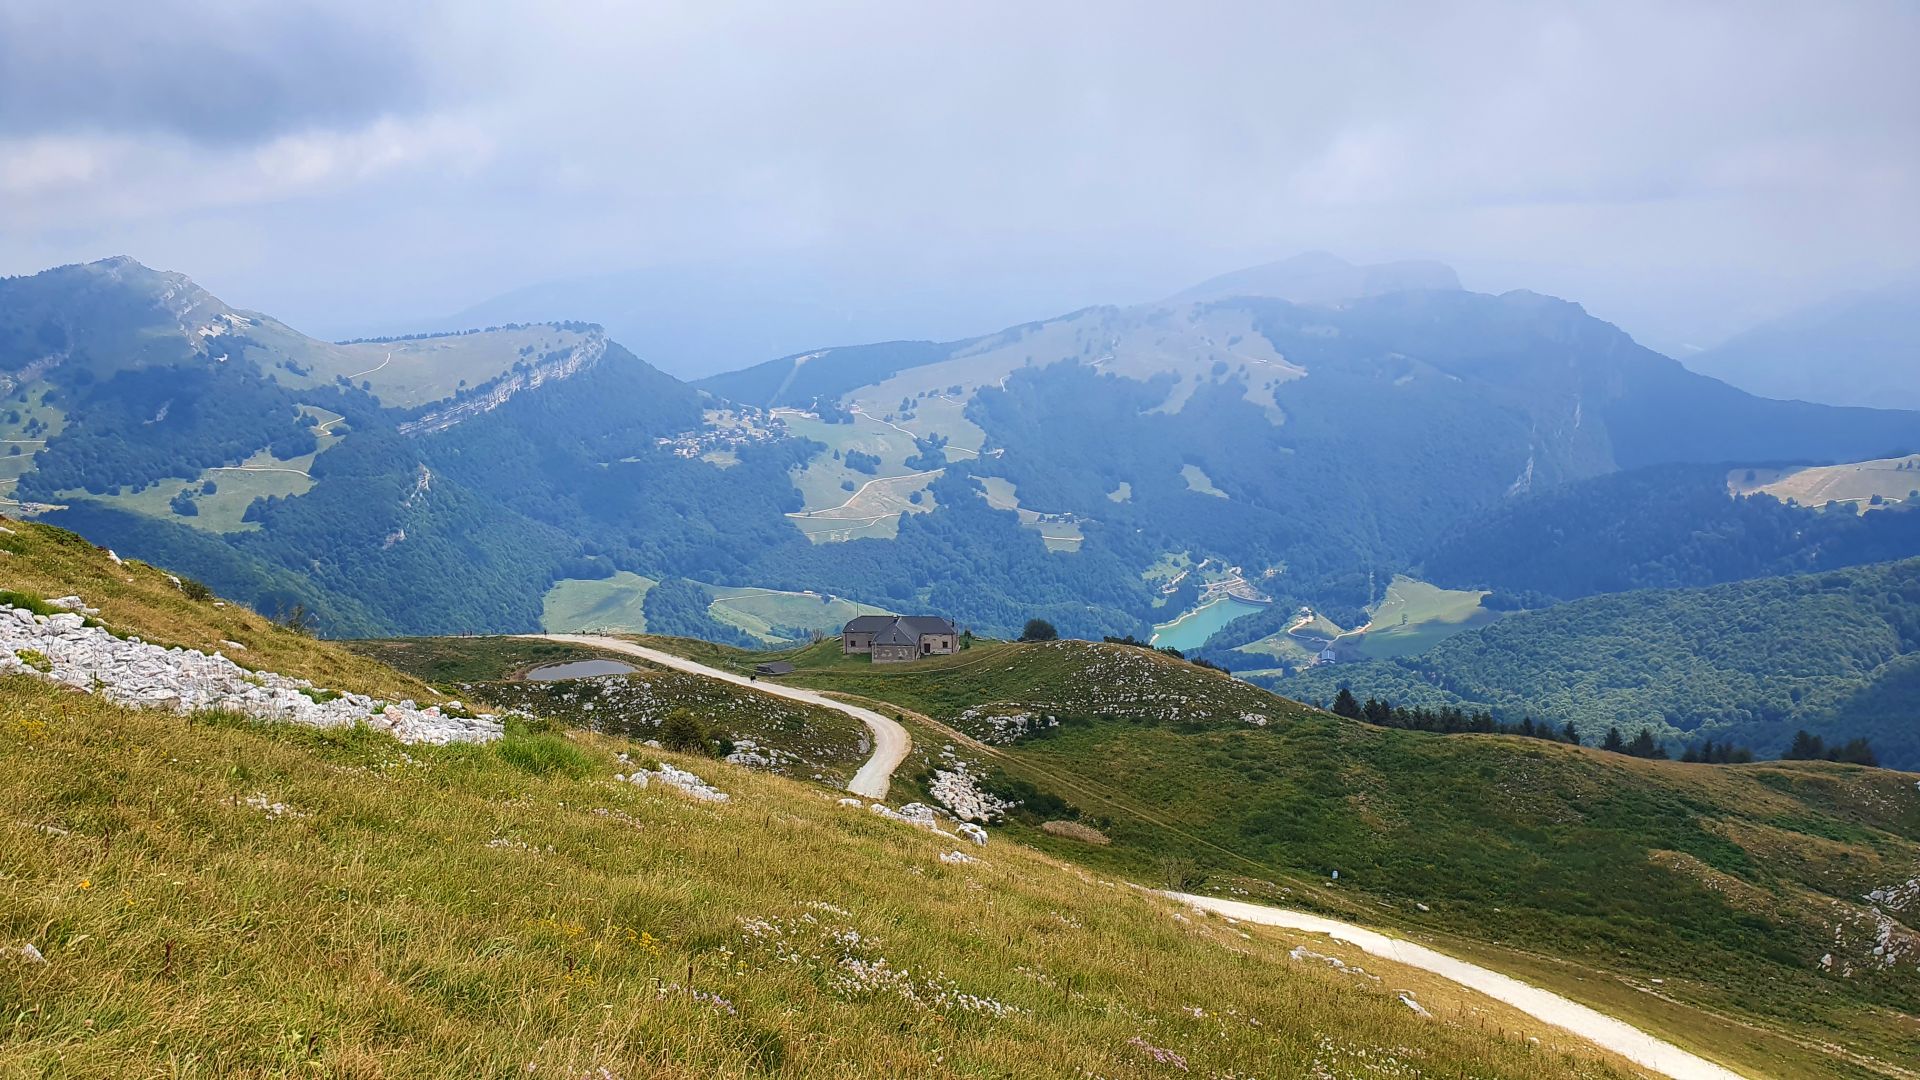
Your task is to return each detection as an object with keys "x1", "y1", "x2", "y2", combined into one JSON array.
[
  {"x1": 523, "y1": 659, "x2": 635, "y2": 681},
  {"x1": 1151, "y1": 595, "x2": 1267, "y2": 652}
]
